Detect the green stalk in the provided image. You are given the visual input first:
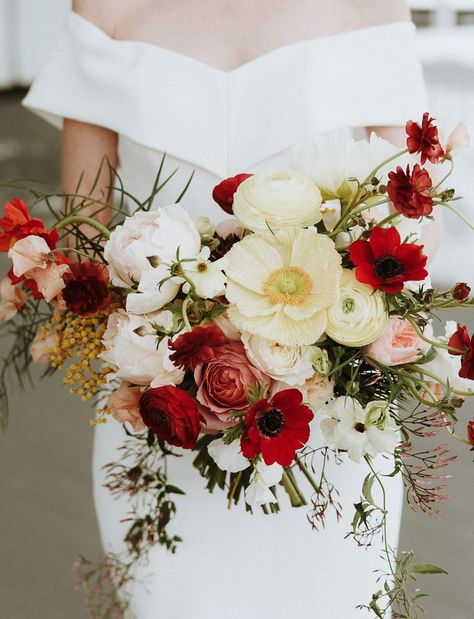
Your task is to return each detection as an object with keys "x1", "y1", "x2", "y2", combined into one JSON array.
[
  {"x1": 54, "y1": 215, "x2": 111, "y2": 239},
  {"x1": 281, "y1": 469, "x2": 306, "y2": 507},
  {"x1": 294, "y1": 456, "x2": 321, "y2": 494}
]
